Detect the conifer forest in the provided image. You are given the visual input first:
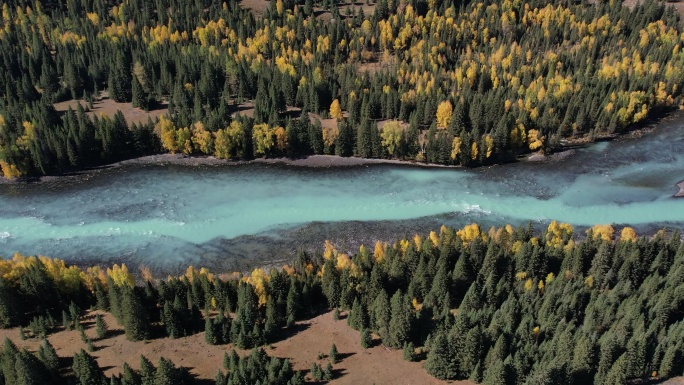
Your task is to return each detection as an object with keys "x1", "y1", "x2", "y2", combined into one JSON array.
[
  {"x1": 0, "y1": 0, "x2": 682, "y2": 384},
  {"x1": 1, "y1": 0, "x2": 684, "y2": 176}
]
